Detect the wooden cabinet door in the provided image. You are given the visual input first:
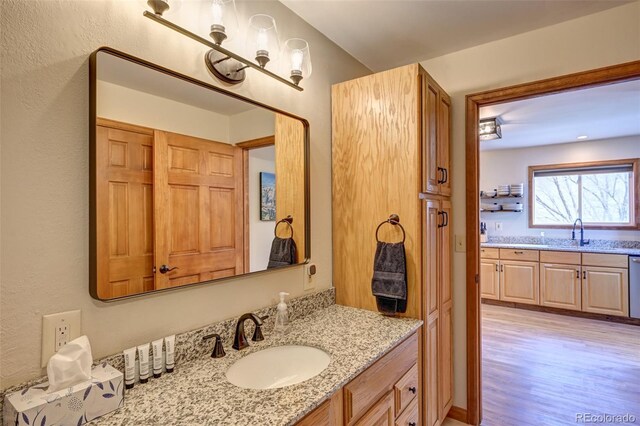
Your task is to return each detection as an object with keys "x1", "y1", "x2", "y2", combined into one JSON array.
[
  {"x1": 437, "y1": 92, "x2": 451, "y2": 197},
  {"x1": 582, "y1": 266, "x2": 629, "y2": 316},
  {"x1": 439, "y1": 200, "x2": 452, "y2": 306},
  {"x1": 96, "y1": 123, "x2": 155, "y2": 299},
  {"x1": 423, "y1": 198, "x2": 440, "y2": 317},
  {"x1": 540, "y1": 263, "x2": 581, "y2": 311},
  {"x1": 438, "y1": 302, "x2": 453, "y2": 420},
  {"x1": 421, "y1": 71, "x2": 439, "y2": 195},
  {"x1": 354, "y1": 391, "x2": 394, "y2": 426},
  {"x1": 480, "y1": 259, "x2": 500, "y2": 300},
  {"x1": 500, "y1": 260, "x2": 539, "y2": 304},
  {"x1": 437, "y1": 199, "x2": 452, "y2": 419},
  {"x1": 154, "y1": 130, "x2": 244, "y2": 289},
  {"x1": 424, "y1": 316, "x2": 440, "y2": 426}
]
